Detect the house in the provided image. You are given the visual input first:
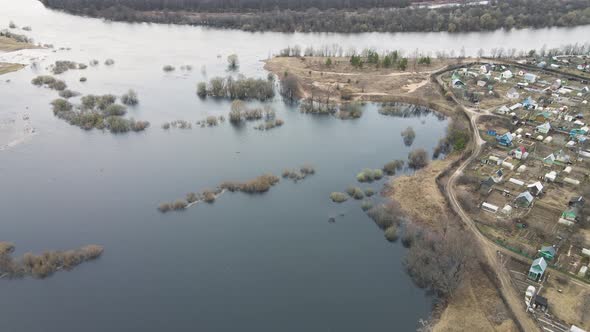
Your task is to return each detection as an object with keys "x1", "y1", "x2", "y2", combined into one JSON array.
[
  {"x1": 543, "y1": 153, "x2": 555, "y2": 165},
  {"x1": 507, "y1": 88, "x2": 520, "y2": 99},
  {"x1": 578, "y1": 265, "x2": 587, "y2": 278},
  {"x1": 492, "y1": 169, "x2": 504, "y2": 183},
  {"x1": 480, "y1": 177, "x2": 495, "y2": 194},
  {"x1": 515, "y1": 191, "x2": 534, "y2": 207},
  {"x1": 509, "y1": 103, "x2": 522, "y2": 111},
  {"x1": 512, "y1": 146, "x2": 528, "y2": 160},
  {"x1": 539, "y1": 246, "x2": 556, "y2": 260},
  {"x1": 502, "y1": 70, "x2": 513, "y2": 79},
  {"x1": 524, "y1": 73, "x2": 537, "y2": 83},
  {"x1": 497, "y1": 133, "x2": 513, "y2": 147},
  {"x1": 536, "y1": 122, "x2": 551, "y2": 134},
  {"x1": 559, "y1": 208, "x2": 579, "y2": 226},
  {"x1": 528, "y1": 257, "x2": 547, "y2": 281},
  {"x1": 568, "y1": 196, "x2": 585, "y2": 208},
  {"x1": 522, "y1": 97, "x2": 536, "y2": 110},
  {"x1": 527, "y1": 182, "x2": 543, "y2": 196}
]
